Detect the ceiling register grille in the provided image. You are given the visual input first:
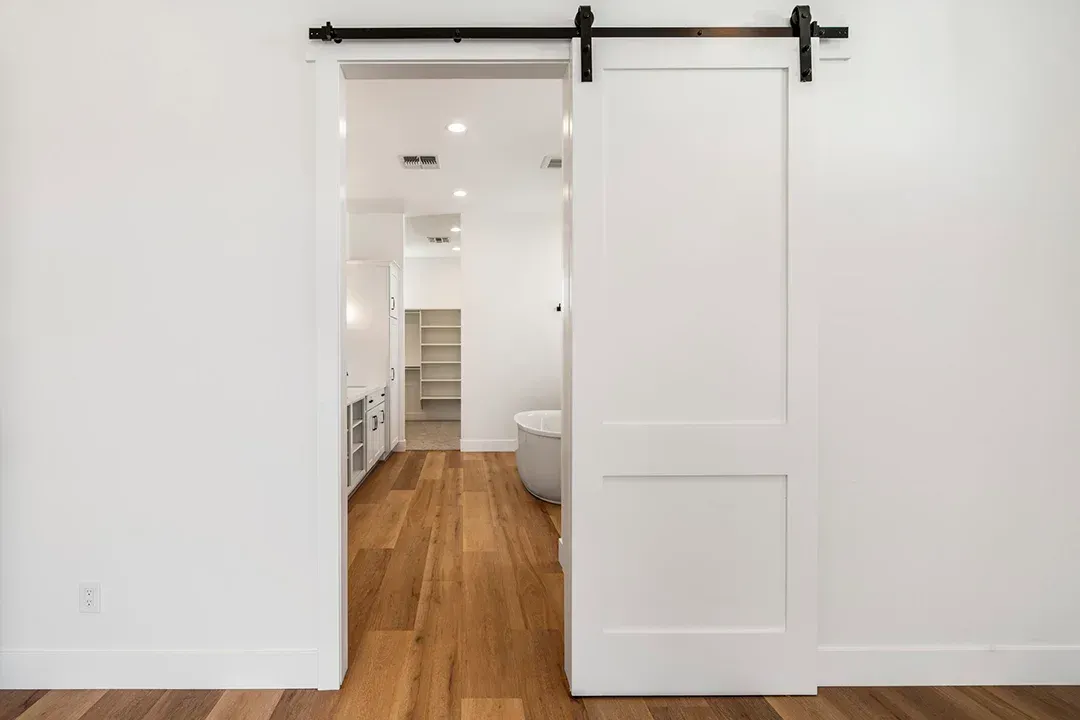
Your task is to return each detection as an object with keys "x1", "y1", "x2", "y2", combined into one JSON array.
[{"x1": 399, "y1": 154, "x2": 440, "y2": 169}]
